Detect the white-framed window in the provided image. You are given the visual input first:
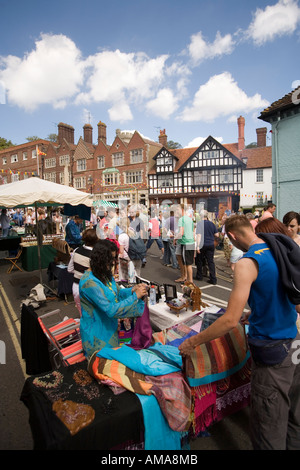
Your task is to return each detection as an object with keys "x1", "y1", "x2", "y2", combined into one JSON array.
[
  {"x1": 44, "y1": 172, "x2": 56, "y2": 183},
  {"x1": 97, "y1": 156, "x2": 105, "y2": 169},
  {"x1": 59, "y1": 155, "x2": 70, "y2": 166},
  {"x1": 194, "y1": 170, "x2": 212, "y2": 185},
  {"x1": 203, "y1": 150, "x2": 219, "y2": 159},
  {"x1": 157, "y1": 174, "x2": 173, "y2": 187},
  {"x1": 104, "y1": 172, "x2": 119, "y2": 185},
  {"x1": 11, "y1": 154, "x2": 18, "y2": 163},
  {"x1": 11, "y1": 173, "x2": 19, "y2": 182},
  {"x1": 256, "y1": 191, "x2": 264, "y2": 204},
  {"x1": 45, "y1": 158, "x2": 56, "y2": 168},
  {"x1": 219, "y1": 169, "x2": 234, "y2": 184},
  {"x1": 2, "y1": 157, "x2": 7, "y2": 165},
  {"x1": 23, "y1": 152, "x2": 27, "y2": 161},
  {"x1": 74, "y1": 176, "x2": 86, "y2": 189},
  {"x1": 130, "y1": 149, "x2": 143, "y2": 163},
  {"x1": 256, "y1": 169, "x2": 264, "y2": 183},
  {"x1": 125, "y1": 170, "x2": 142, "y2": 184},
  {"x1": 112, "y1": 152, "x2": 124, "y2": 166},
  {"x1": 59, "y1": 171, "x2": 72, "y2": 184},
  {"x1": 77, "y1": 159, "x2": 86, "y2": 171},
  {"x1": 32, "y1": 149, "x2": 37, "y2": 159}
]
